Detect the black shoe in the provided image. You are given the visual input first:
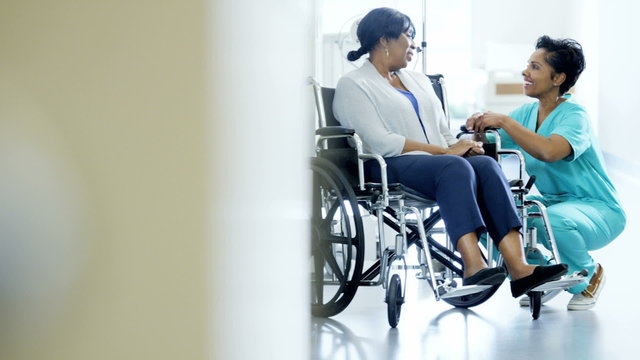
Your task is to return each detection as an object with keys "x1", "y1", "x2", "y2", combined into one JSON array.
[
  {"x1": 463, "y1": 267, "x2": 507, "y2": 286},
  {"x1": 510, "y1": 264, "x2": 569, "y2": 297}
]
